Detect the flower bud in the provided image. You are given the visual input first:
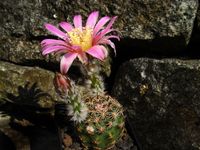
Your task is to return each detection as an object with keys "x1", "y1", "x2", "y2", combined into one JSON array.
[{"x1": 53, "y1": 72, "x2": 71, "y2": 97}]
